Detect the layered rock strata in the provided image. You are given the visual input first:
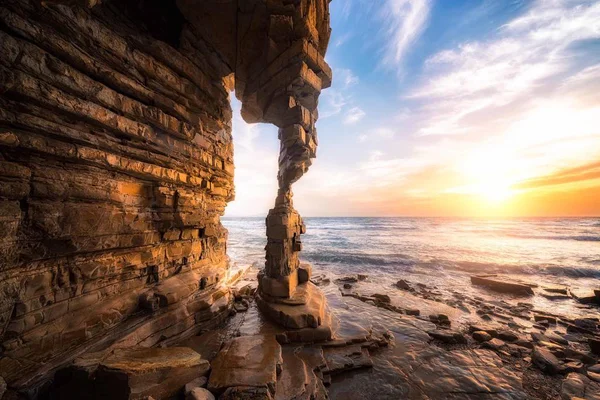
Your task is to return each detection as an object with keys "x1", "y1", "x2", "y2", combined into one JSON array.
[{"x1": 0, "y1": 0, "x2": 332, "y2": 393}]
